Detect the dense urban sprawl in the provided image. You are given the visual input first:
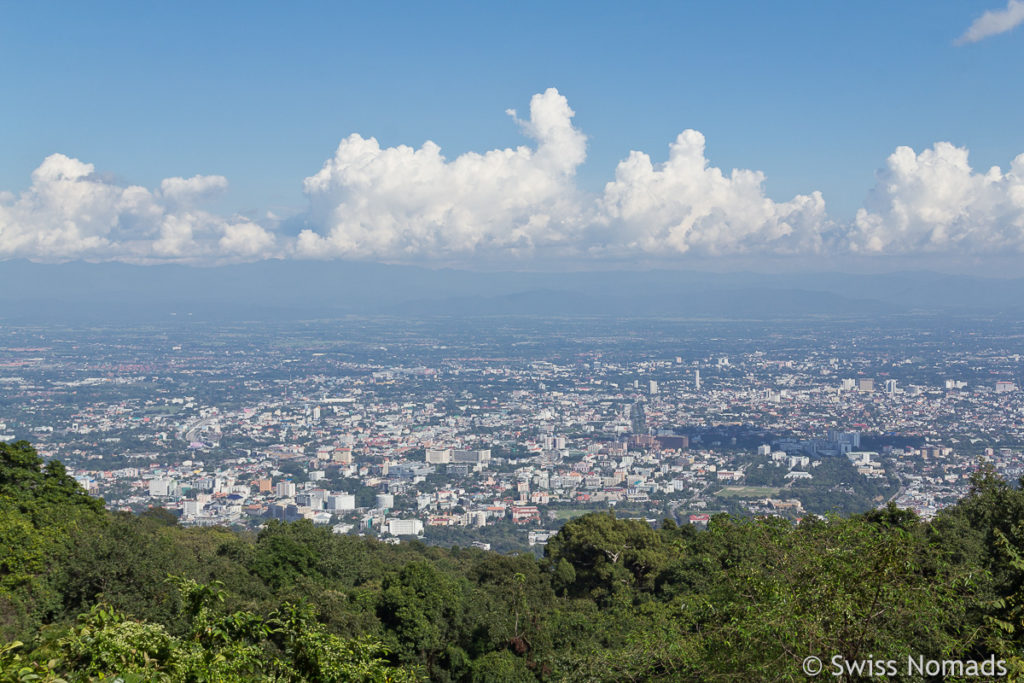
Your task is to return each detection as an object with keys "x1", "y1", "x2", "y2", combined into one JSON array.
[{"x1": 3, "y1": 315, "x2": 1023, "y2": 552}]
